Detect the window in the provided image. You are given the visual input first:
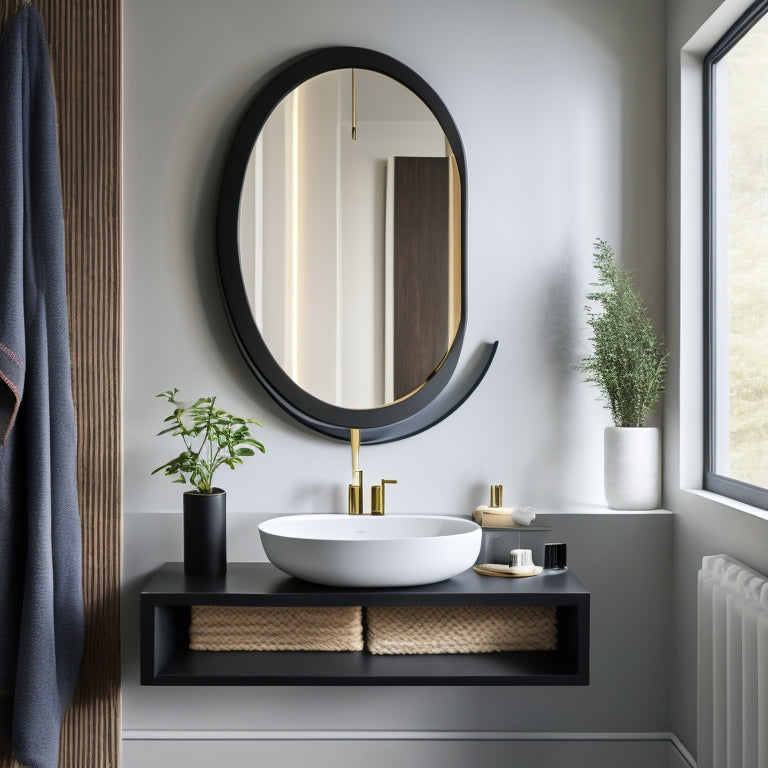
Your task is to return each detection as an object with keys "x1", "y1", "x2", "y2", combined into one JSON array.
[{"x1": 705, "y1": 0, "x2": 768, "y2": 508}]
